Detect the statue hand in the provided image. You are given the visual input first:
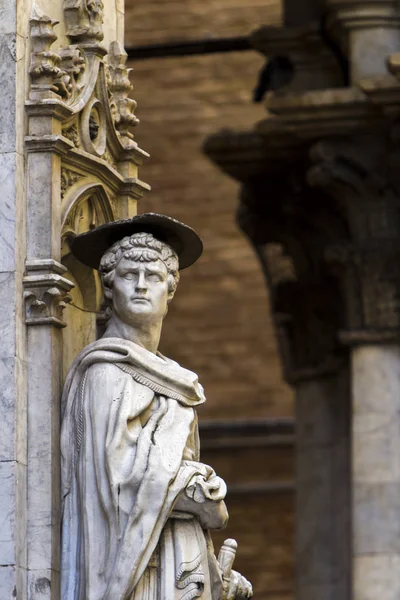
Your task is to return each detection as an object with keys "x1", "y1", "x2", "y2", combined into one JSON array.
[
  {"x1": 224, "y1": 570, "x2": 253, "y2": 600},
  {"x1": 187, "y1": 474, "x2": 227, "y2": 503},
  {"x1": 218, "y1": 539, "x2": 253, "y2": 600}
]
